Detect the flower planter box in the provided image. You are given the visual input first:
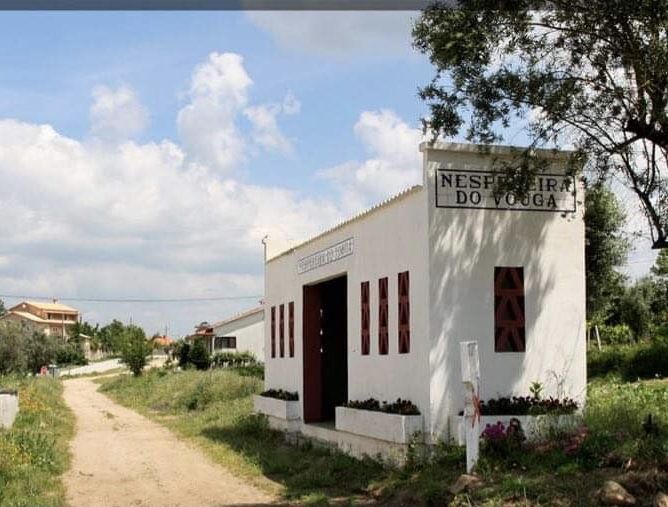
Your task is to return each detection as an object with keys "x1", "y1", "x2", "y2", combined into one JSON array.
[
  {"x1": 335, "y1": 406, "x2": 423, "y2": 444},
  {"x1": 253, "y1": 395, "x2": 300, "y2": 421},
  {"x1": 0, "y1": 389, "x2": 19, "y2": 429},
  {"x1": 451, "y1": 414, "x2": 580, "y2": 445}
]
